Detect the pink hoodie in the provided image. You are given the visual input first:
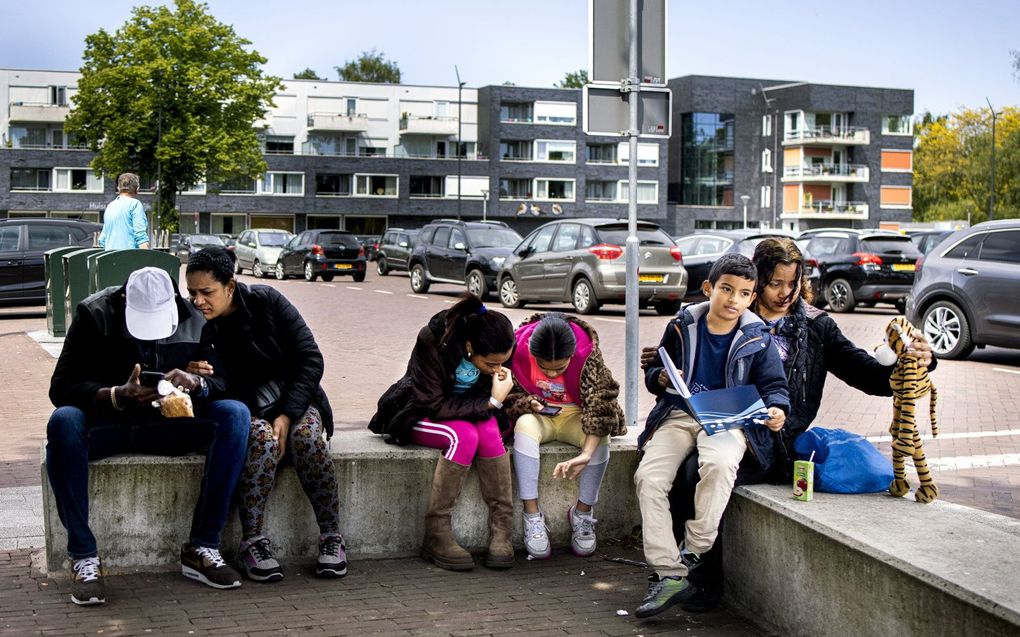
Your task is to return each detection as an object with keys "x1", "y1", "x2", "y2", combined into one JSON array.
[{"x1": 510, "y1": 319, "x2": 594, "y2": 403}]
